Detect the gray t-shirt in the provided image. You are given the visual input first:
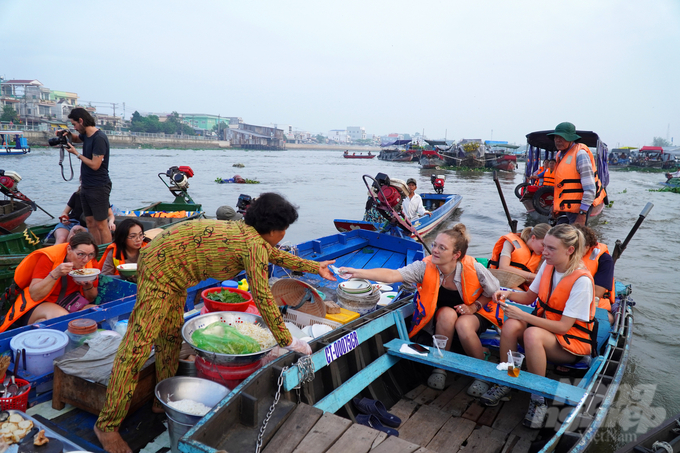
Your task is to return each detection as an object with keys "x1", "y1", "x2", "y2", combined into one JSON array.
[{"x1": 398, "y1": 259, "x2": 500, "y2": 299}]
